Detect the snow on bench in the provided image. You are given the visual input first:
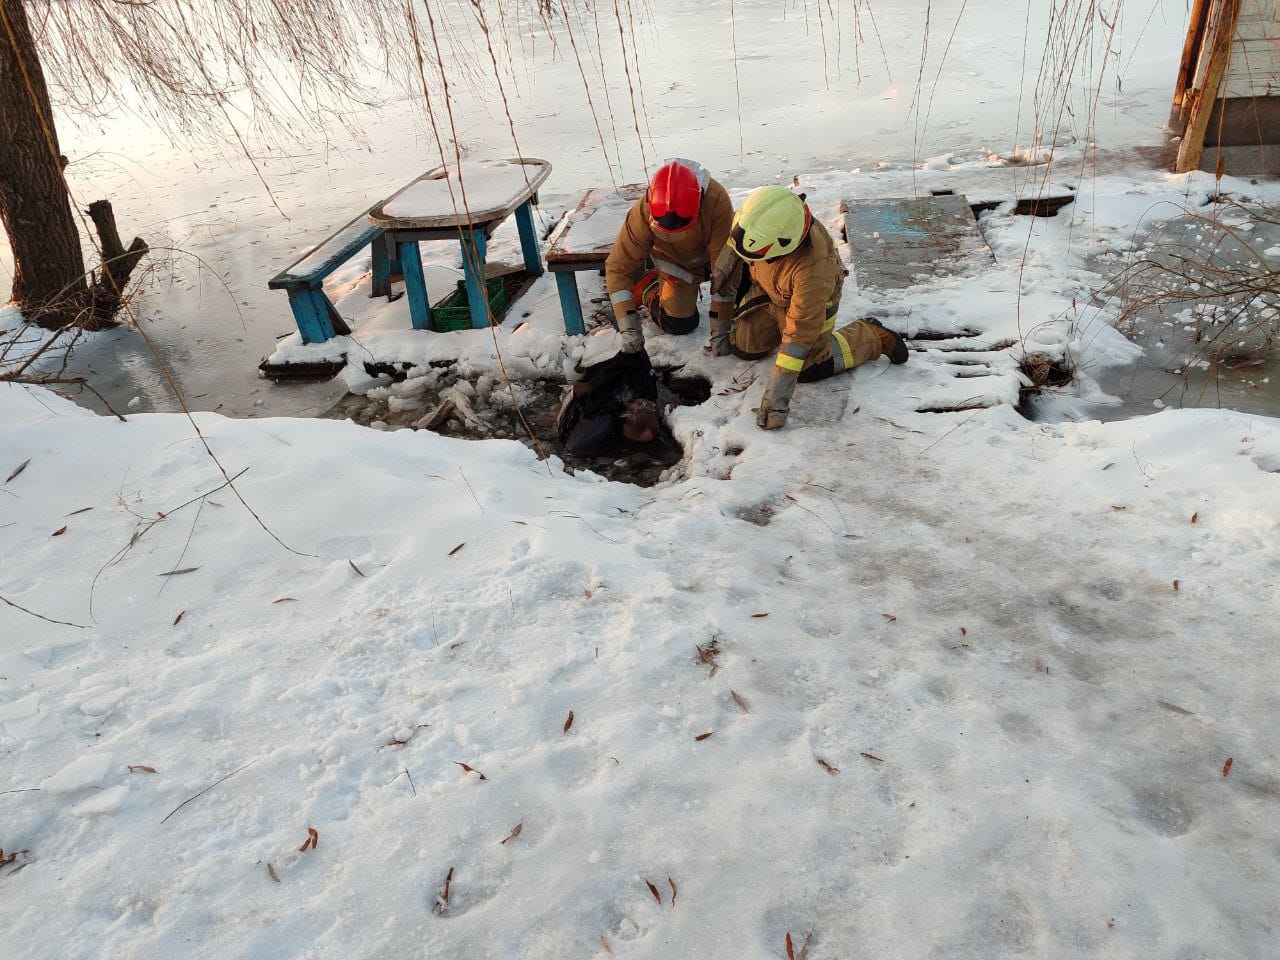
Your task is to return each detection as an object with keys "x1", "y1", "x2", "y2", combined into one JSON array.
[
  {"x1": 368, "y1": 158, "x2": 551, "y2": 230},
  {"x1": 544, "y1": 184, "x2": 647, "y2": 335}
]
